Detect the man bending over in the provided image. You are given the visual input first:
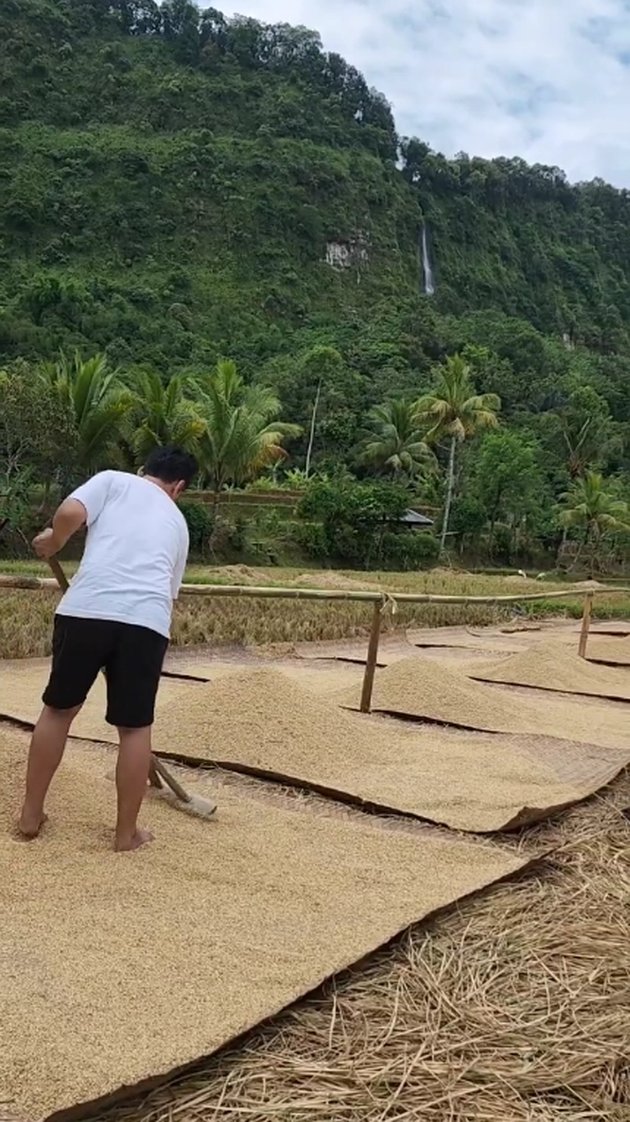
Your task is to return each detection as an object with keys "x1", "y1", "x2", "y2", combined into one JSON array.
[{"x1": 18, "y1": 445, "x2": 197, "y2": 851}]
